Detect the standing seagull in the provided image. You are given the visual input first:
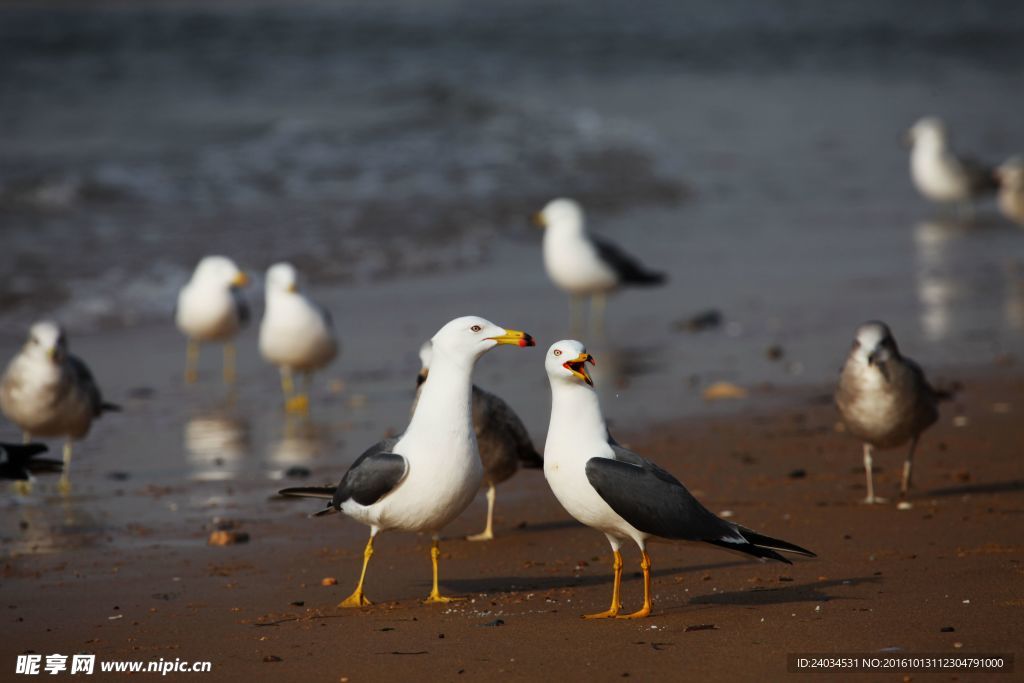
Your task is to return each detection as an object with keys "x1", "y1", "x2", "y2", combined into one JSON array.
[
  {"x1": 534, "y1": 198, "x2": 665, "y2": 335},
  {"x1": 908, "y1": 117, "x2": 998, "y2": 211},
  {"x1": 280, "y1": 317, "x2": 534, "y2": 606},
  {"x1": 0, "y1": 321, "x2": 119, "y2": 492},
  {"x1": 543, "y1": 340, "x2": 814, "y2": 619},
  {"x1": 995, "y1": 156, "x2": 1024, "y2": 226},
  {"x1": 0, "y1": 442, "x2": 61, "y2": 481},
  {"x1": 175, "y1": 255, "x2": 250, "y2": 384},
  {"x1": 259, "y1": 262, "x2": 339, "y2": 414},
  {"x1": 835, "y1": 321, "x2": 945, "y2": 504},
  {"x1": 414, "y1": 339, "x2": 543, "y2": 541}
]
